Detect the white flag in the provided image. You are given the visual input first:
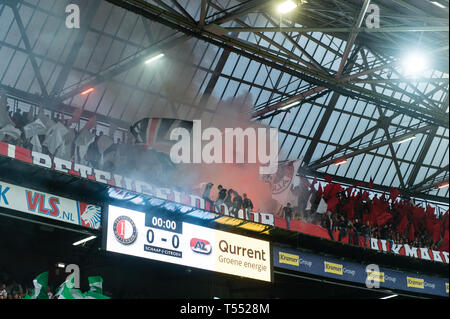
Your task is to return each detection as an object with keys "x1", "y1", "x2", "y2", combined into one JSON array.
[
  {"x1": 316, "y1": 198, "x2": 328, "y2": 214},
  {"x1": 266, "y1": 160, "x2": 301, "y2": 206}
]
